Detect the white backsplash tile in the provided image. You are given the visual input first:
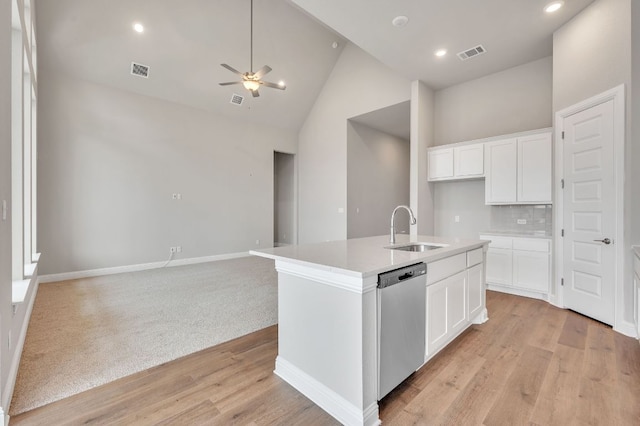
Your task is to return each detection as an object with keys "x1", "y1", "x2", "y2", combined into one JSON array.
[{"x1": 490, "y1": 205, "x2": 552, "y2": 235}]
